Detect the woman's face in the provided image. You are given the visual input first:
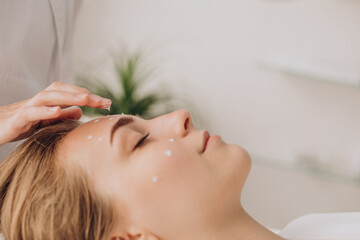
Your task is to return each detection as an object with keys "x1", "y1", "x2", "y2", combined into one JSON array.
[{"x1": 61, "y1": 110, "x2": 251, "y2": 238}]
